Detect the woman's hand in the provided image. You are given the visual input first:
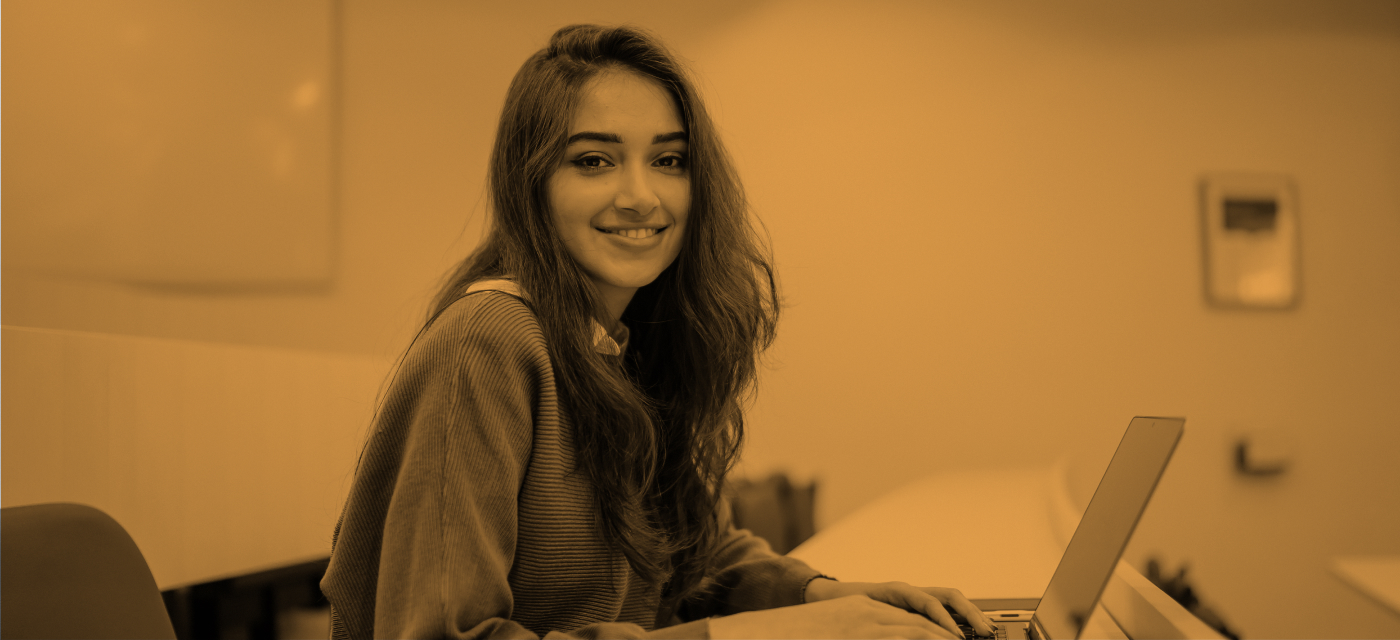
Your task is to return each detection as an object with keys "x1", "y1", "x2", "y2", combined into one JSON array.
[
  {"x1": 803, "y1": 579, "x2": 996, "y2": 639},
  {"x1": 709, "y1": 595, "x2": 960, "y2": 639}
]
